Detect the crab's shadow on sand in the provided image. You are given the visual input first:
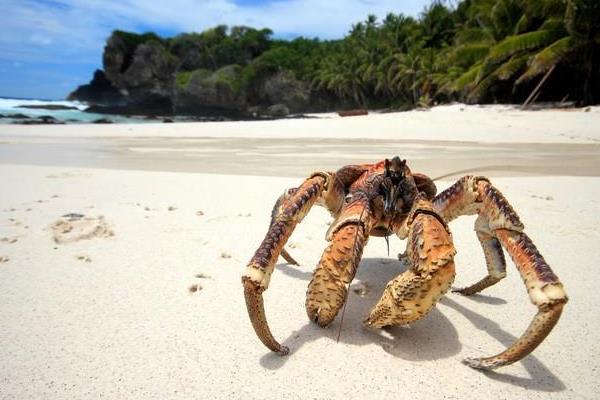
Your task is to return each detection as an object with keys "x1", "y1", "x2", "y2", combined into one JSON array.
[{"x1": 260, "y1": 257, "x2": 565, "y2": 393}]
